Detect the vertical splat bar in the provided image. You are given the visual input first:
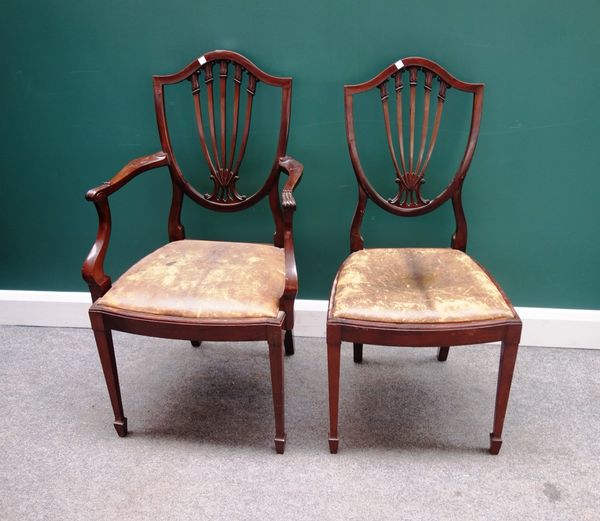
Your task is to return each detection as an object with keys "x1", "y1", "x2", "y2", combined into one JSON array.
[
  {"x1": 379, "y1": 81, "x2": 402, "y2": 179},
  {"x1": 219, "y1": 61, "x2": 228, "y2": 169},
  {"x1": 232, "y1": 73, "x2": 256, "y2": 176},
  {"x1": 420, "y1": 79, "x2": 448, "y2": 175},
  {"x1": 227, "y1": 64, "x2": 242, "y2": 172},
  {"x1": 204, "y1": 63, "x2": 222, "y2": 172},
  {"x1": 415, "y1": 70, "x2": 433, "y2": 173},
  {"x1": 190, "y1": 73, "x2": 216, "y2": 175},
  {"x1": 409, "y1": 67, "x2": 418, "y2": 172},
  {"x1": 394, "y1": 72, "x2": 406, "y2": 174}
]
